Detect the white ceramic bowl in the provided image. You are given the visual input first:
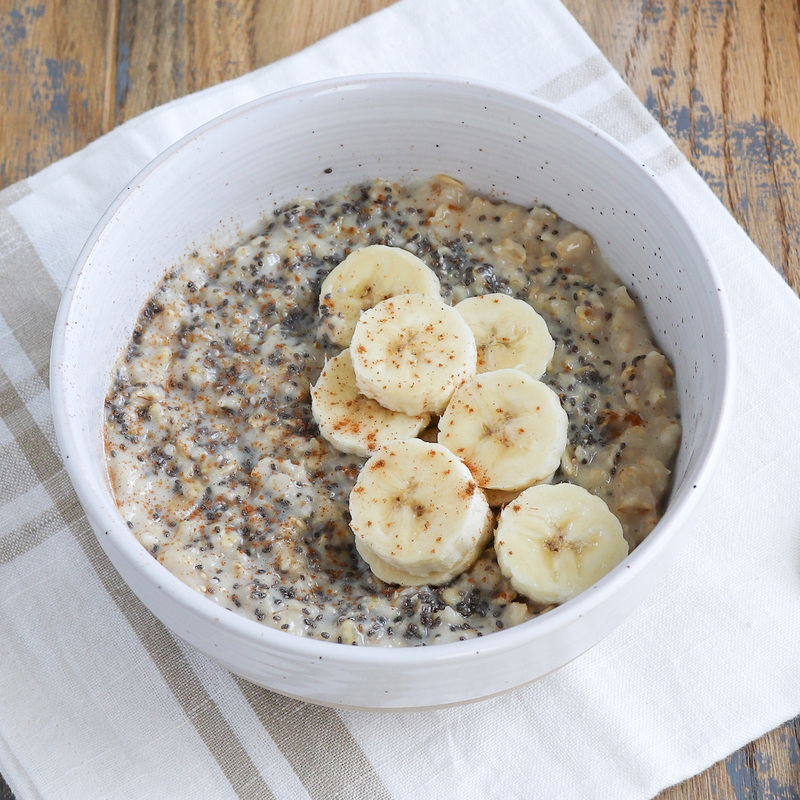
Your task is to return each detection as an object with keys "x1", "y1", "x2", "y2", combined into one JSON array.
[{"x1": 51, "y1": 74, "x2": 733, "y2": 709}]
